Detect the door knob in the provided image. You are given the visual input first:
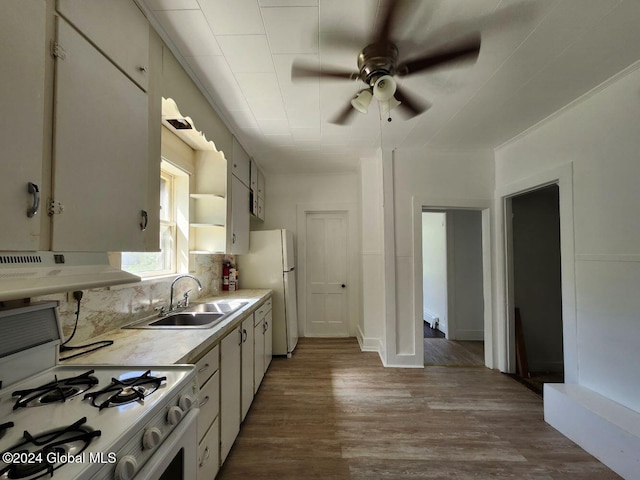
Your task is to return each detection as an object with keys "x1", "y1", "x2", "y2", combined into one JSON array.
[{"x1": 341, "y1": 284, "x2": 346, "y2": 288}]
